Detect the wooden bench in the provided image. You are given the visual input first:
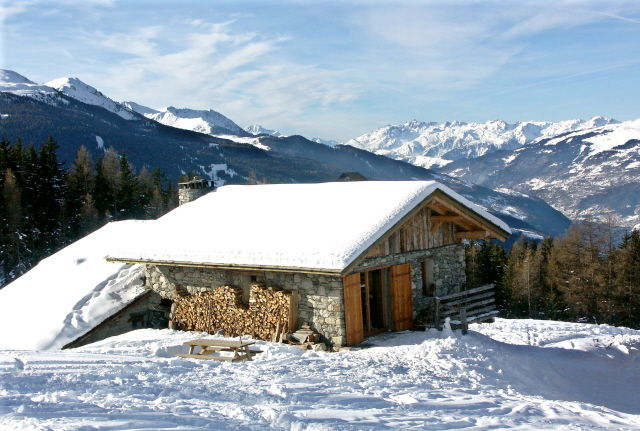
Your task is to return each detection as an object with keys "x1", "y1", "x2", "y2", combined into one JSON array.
[{"x1": 176, "y1": 339, "x2": 262, "y2": 362}]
